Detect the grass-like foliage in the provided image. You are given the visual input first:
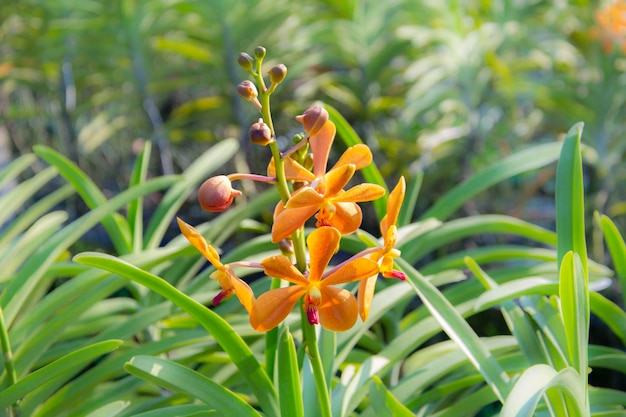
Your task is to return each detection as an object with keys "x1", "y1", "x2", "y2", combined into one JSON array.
[{"x1": 1, "y1": 45, "x2": 626, "y2": 417}]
